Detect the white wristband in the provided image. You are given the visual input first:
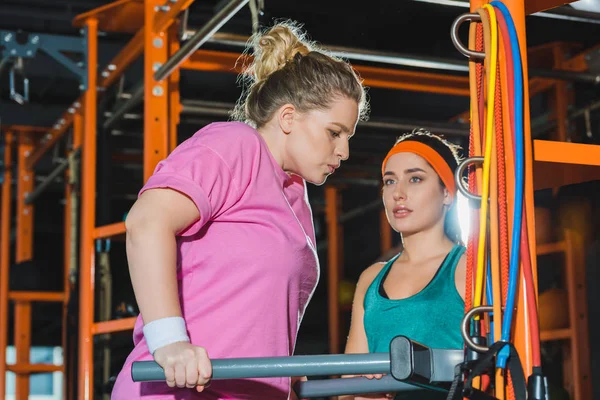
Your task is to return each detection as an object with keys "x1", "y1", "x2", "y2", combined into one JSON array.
[{"x1": 143, "y1": 316, "x2": 190, "y2": 355}]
